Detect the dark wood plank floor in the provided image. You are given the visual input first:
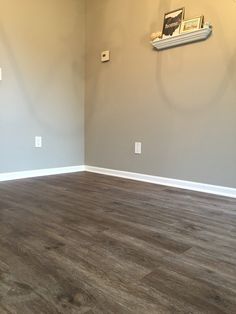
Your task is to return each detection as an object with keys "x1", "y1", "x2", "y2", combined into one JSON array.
[{"x1": 0, "y1": 172, "x2": 235, "y2": 313}]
